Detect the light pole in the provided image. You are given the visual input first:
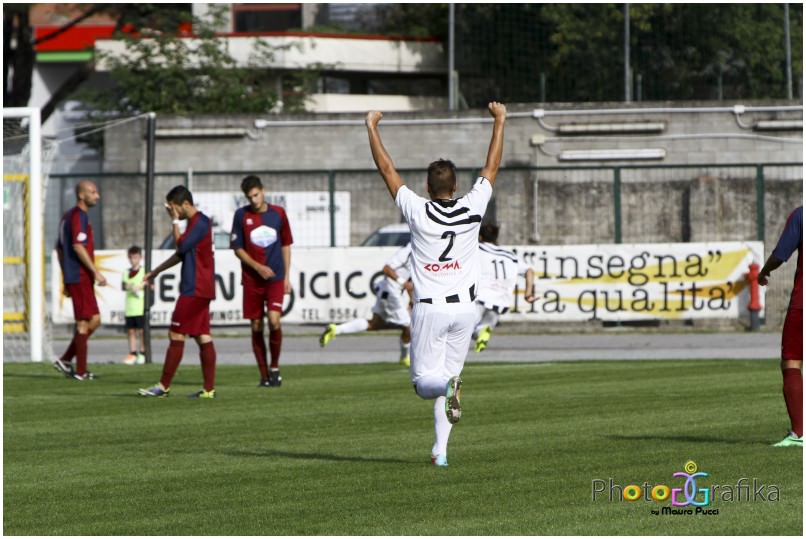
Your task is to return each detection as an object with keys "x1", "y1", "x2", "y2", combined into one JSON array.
[
  {"x1": 624, "y1": 3, "x2": 631, "y2": 102},
  {"x1": 449, "y1": 3, "x2": 456, "y2": 110}
]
